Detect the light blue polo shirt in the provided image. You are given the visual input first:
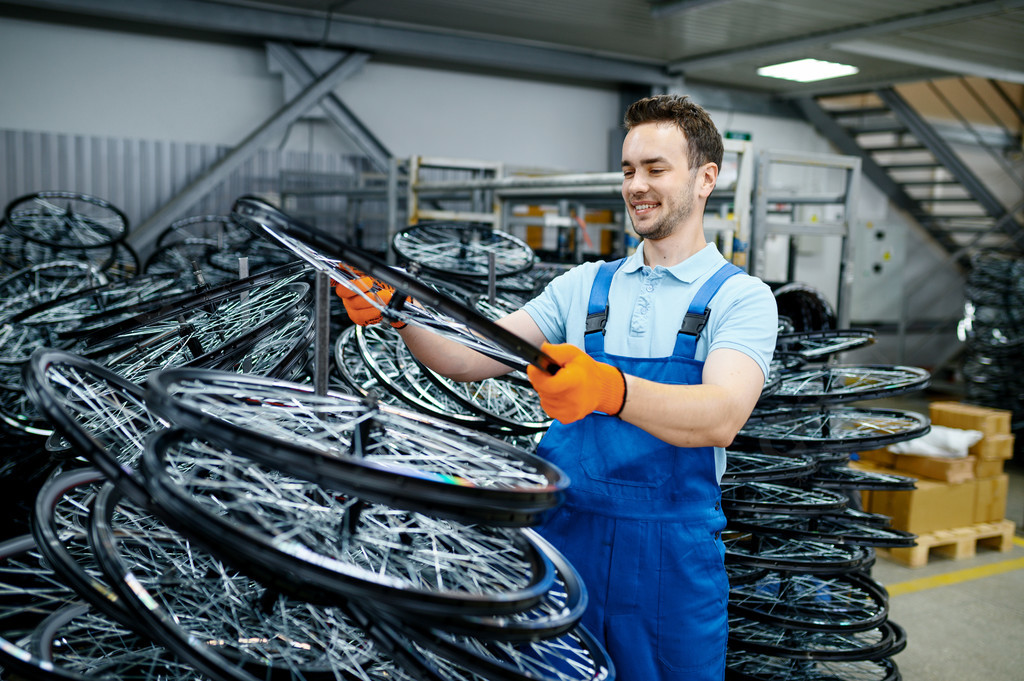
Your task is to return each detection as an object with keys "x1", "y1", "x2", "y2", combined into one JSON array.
[{"x1": 522, "y1": 242, "x2": 778, "y2": 481}]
